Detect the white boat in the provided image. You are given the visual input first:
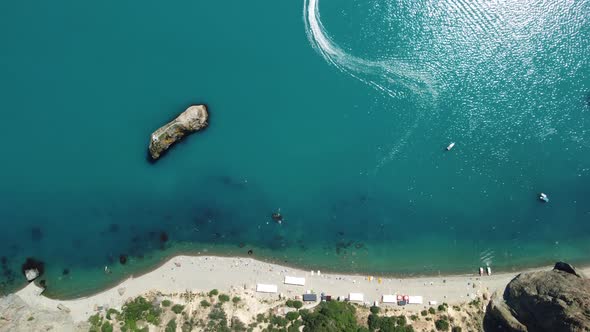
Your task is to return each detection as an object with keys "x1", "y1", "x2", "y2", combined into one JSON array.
[
  {"x1": 486, "y1": 266, "x2": 492, "y2": 276},
  {"x1": 479, "y1": 267, "x2": 484, "y2": 276},
  {"x1": 446, "y1": 142, "x2": 455, "y2": 151},
  {"x1": 539, "y1": 193, "x2": 549, "y2": 203}
]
